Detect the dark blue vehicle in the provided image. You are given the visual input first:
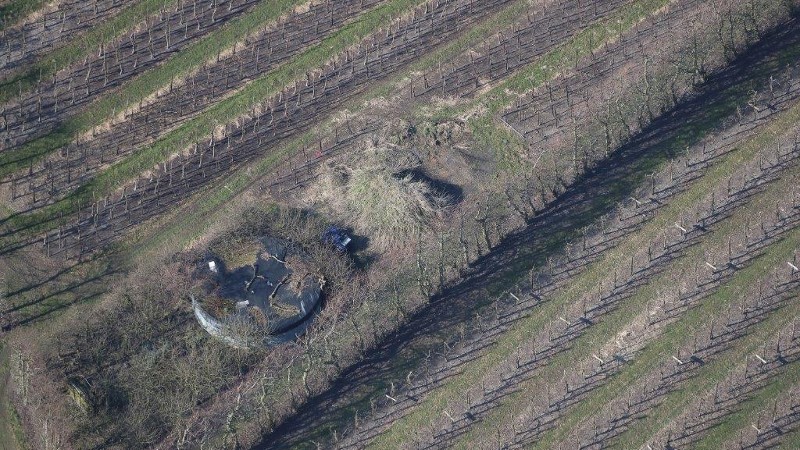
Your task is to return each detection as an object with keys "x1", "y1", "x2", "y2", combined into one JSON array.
[{"x1": 322, "y1": 226, "x2": 351, "y2": 252}]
